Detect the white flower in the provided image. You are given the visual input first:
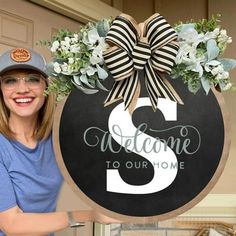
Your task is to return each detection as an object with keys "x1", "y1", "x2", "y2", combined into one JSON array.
[
  {"x1": 73, "y1": 33, "x2": 79, "y2": 39},
  {"x1": 212, "y1": 64, "x2": 224, "y2": 75},
  {"x1": 61, "y1": 39, "x2": 71, "y2": 51},
  {"x1": 204, "y1": 60, "x2": 221, "y2": 73},
  {"x1": 71, "y1": 34, "x2": 79, "y2": 43},
  {"x1": 215, "y1": 70, "x2": 229, "y2": 80},
  {"x1": 218, "y1": 29, "x2": 232, "y2": 44},
  {"x1": 71, "y1": 38, "x2": 78, "y2": 44},
  {"x1": 53, "y1": 62, "x2": 61, "y2": 73},
  {"x1": 90, "y1": 40, "x2": 106, "y2": 65},
  {"x1": 61, "y1": 62, "x2": 68, "y2": 72},
  {"x1": 178, "y1": 25, "x2": 205, "y2": 46},
  {"x1": 220, "y1": 29, "x2": 227, "y2": 36},
  {"x1": 88, "y1": 28, "x2": 100, "y2": 44},
  {"x1": 186, "y1": 60, "x2": 204, "y2": 77},
  {"x1": 61, "y1": 63, "x2": 74, "y2": 75},
  {"x1": 227, "y1": 37, "x2": 232, "y2": 43},
  {"x1": 90, "y1": 54, "x2": 101, "y2": 65},
  {"x1": 64, "y1": 36, "x2": 71, "y2": 42},
  {"x1": 80, "y1": 66, "x2": 97, "y2": 76},
  {"x1": 175, "y1": 43, "x2": 197, "y2": 65},
  {"x1": 213, "y1": 28, "x2": 220, "y2": 35},
  {"x1": 70, "y1": 44, "x2": 80, "y2": 53},
  {"x1": 68, "y1": 58, "x2": 74, "y2": 64},
  {"x1": 61, "y1": 45, "x2": 69, "y2": 51},
  {"x1": 204, "y1": 28, "x2": 220, "y2": 42},
  {"x1": 204, "y1": 60, "x2": 229, "y2": 81},
  {"x1": 51, "y1": 40, "x2": 60, "y2": 52},
  {"x1": 221, "y1": 82, "x2": 232, "y2": 91}
]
